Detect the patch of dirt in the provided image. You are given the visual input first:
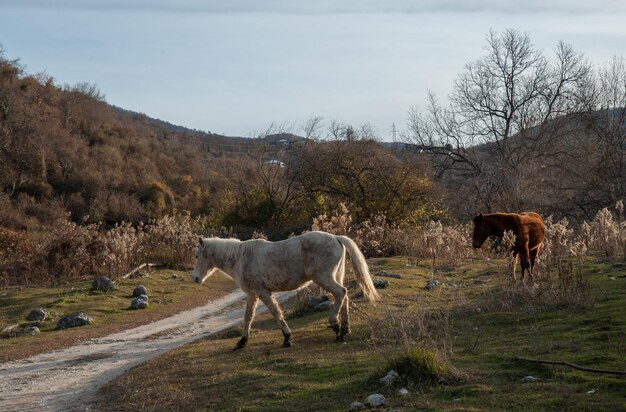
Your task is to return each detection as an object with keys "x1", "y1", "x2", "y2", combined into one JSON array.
[{"x1": 0, "y1": 290, "x2": 296, "y2": 411}]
